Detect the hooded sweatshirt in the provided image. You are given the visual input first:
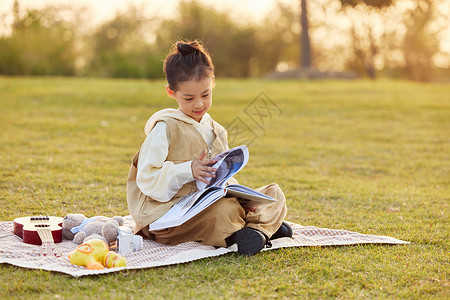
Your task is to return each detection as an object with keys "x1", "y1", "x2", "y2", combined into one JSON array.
[
  {"x1": 127, "y1": 108, "x2": 229, "y2": 234},
  {"x1": 136, "y1": 109, "x2": 217, "y2": 201}
]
